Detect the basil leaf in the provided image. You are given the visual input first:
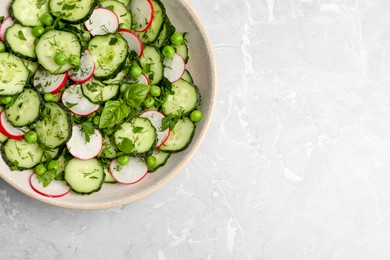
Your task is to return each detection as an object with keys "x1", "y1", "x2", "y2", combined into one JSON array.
[
  {"x1": 99, "y1": 99, "x2": 131, "y2": 128},
  {"x1": 82, "y1": 121, "x2": 95, "y2": 143},
  {"x1": 117, "y1": 137, "x2": 135, "y2": 154},
  {"x1": 122, "y1": 84, "x2": 150, "y2": 108}
]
